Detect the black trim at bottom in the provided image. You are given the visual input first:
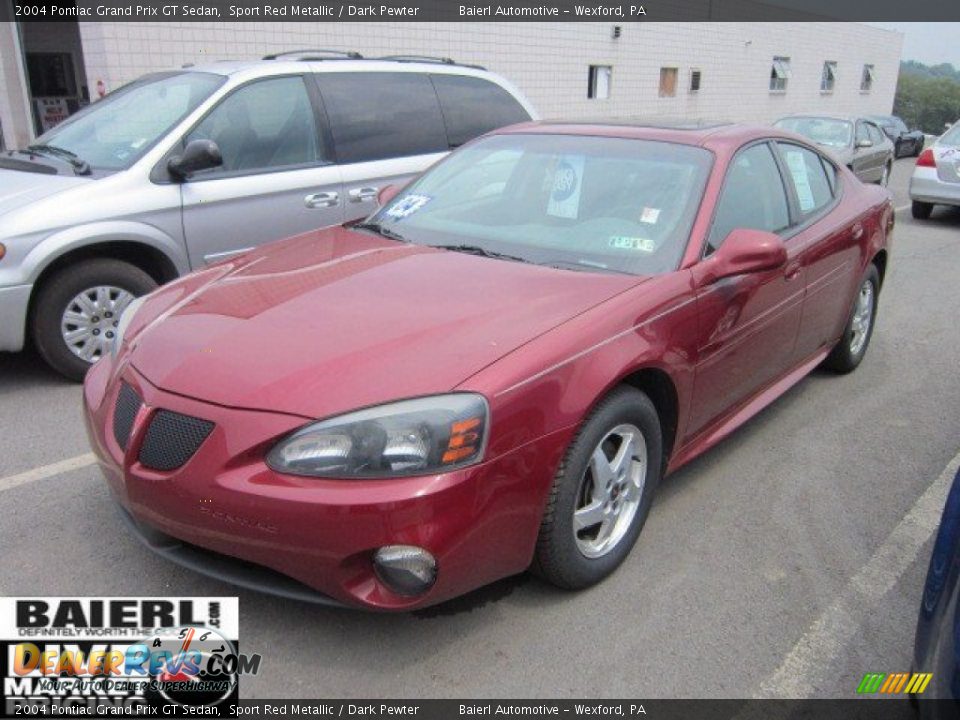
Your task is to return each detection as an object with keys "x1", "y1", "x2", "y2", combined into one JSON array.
[{"x1": 115, "y1": 504, "x2": 347, "y2": 609}]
